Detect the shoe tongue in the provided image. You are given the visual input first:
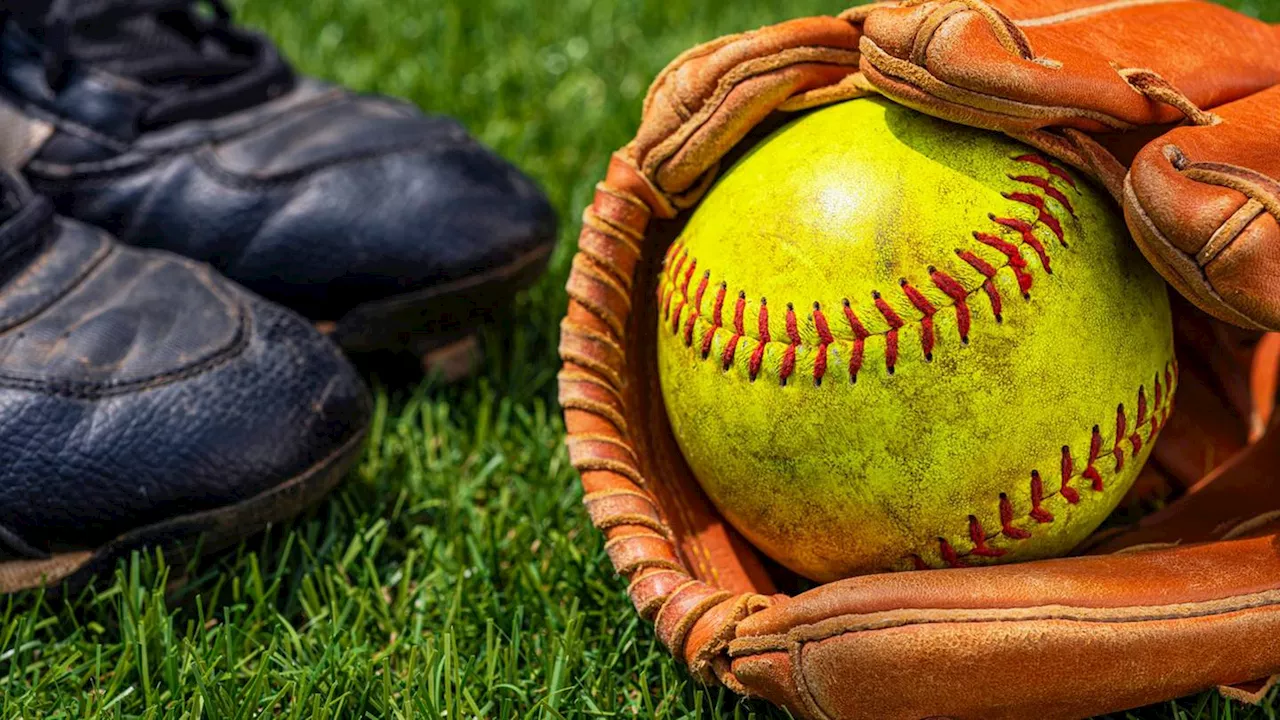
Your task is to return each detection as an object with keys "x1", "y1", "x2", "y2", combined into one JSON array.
[
  {"x1": 12, "y1": 1, "x2": 248, "y2": 91},
  {"x1": 70, "y1": 14, "x2": 221, "y2": 83},
  {"x1": 0, "y1": 175, "x2": 27, "y2": 225}
]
